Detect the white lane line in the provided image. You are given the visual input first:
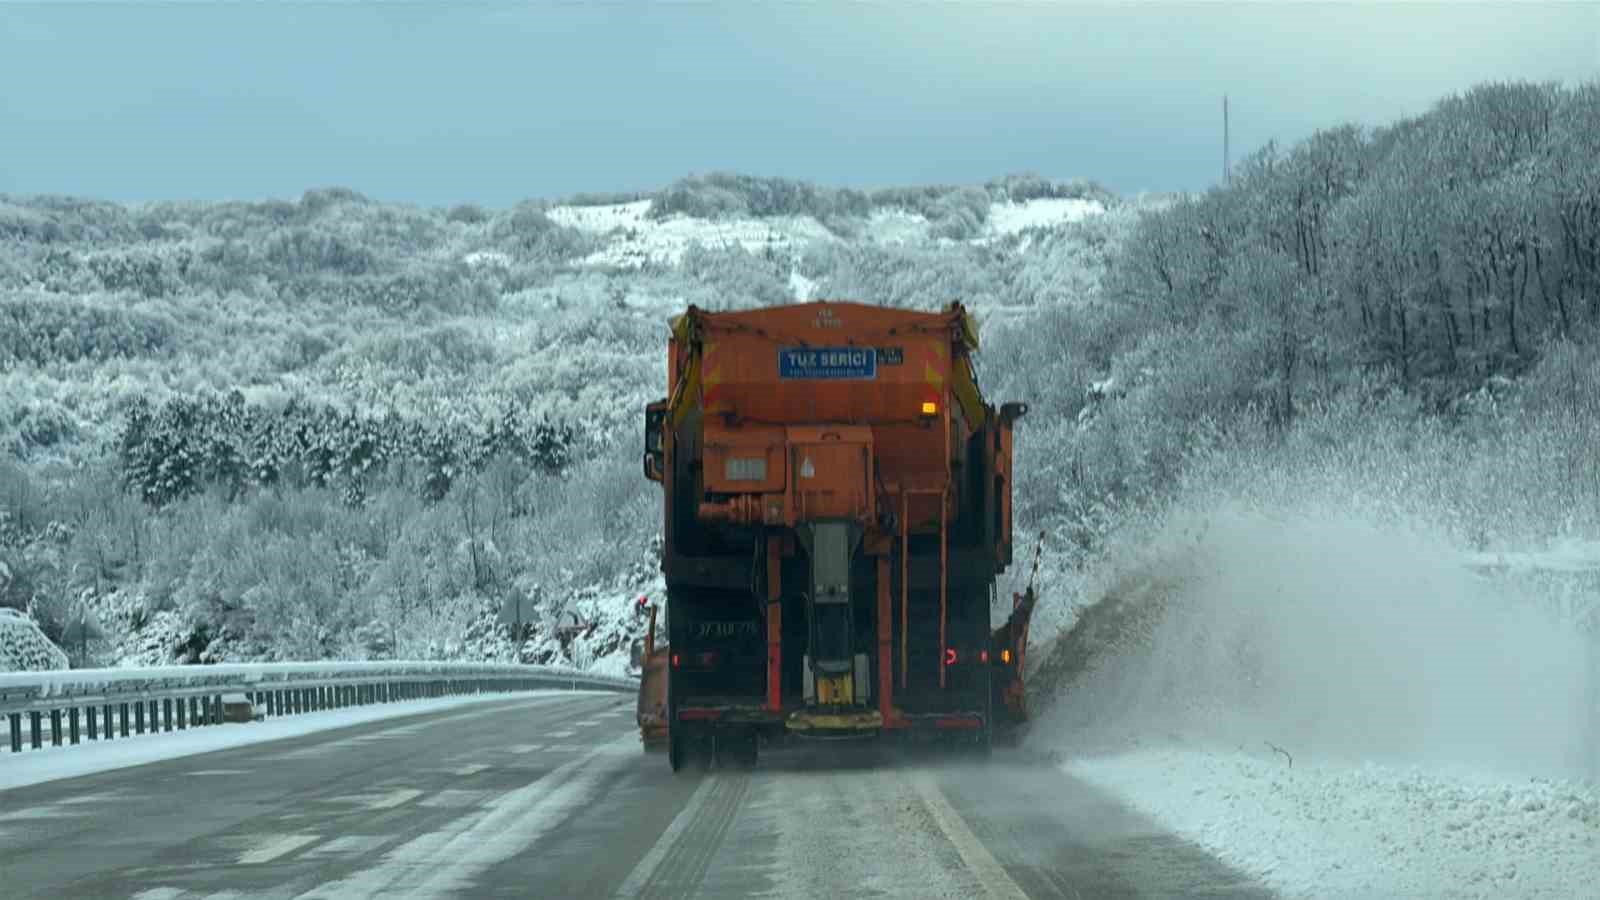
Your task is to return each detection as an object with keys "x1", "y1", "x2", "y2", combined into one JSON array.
[
  {"x1": 369, "y1": 788, "x2": 424, "y2": 810},
  {"x1": 573, "y1": 719, "x2": 602, "y2": 727},
  {"x1": 132, "y1": 890, "x2": 186, "y2": 900},
  {"x1": 507, "y1": 744, "x2": 542, "y2": 754},
  {"x1": 238, "y1": 833, "x2": 319, "y2": 865},
  {"x1": 318, "y1": 788, "x2": 423, "y2": 811},
  {"x1": 307, "y1": 835, "x2": 390, "y2": 857},
  {"x1": 910, "y1": 775, "x2": 1029, "y2": 900},
  {"x1": 547, "y1": 729, "x2": 575, "y2": 738},
  {"x1": 448, "y1": 763, "x2": 490, "y2": 776},
  {"x1": 421, "y1": 790, "x2": 493, "y2": 809},
  {"x1": 186, "y1": 770, "x2": 250, "y2": 777},
  {"x1": 294, "y1": 734, "x2": 635, "y2": 899},
  {"x1": 613, "y1": 777, "x2": 716, "y2": 898}
]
